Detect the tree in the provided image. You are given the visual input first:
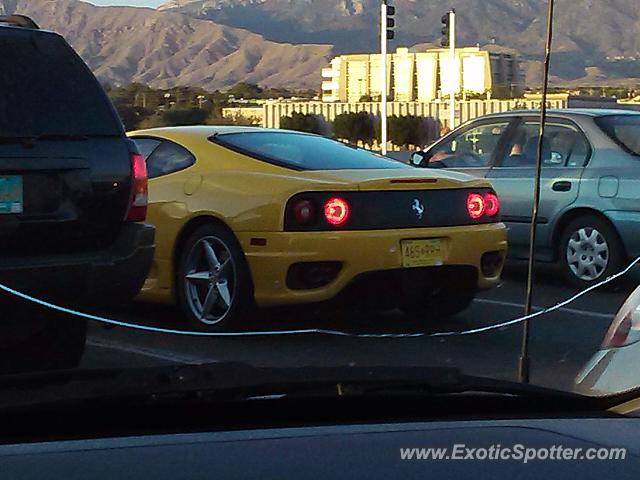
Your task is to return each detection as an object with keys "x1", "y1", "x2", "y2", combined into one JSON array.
[
  {"x1": 387, "y1": 115, "x2": 434, "y2": 149},
  {"x1": 227, "y1": 82, "x2": 264, "y2": 99},
  {"x1": 262, "y1": 87, "x2": 296, "y2": 99},
  {"x1": 114, "y1": 104, "x2": 154, "y2": 131},
  {"x1": 332, "y1": 112, "x2": 375, "y2": 144},
  {"x1": 138, "y1": 107, "x2": 209, "y2": 129},
  {"x1": 210, "y1": 111, "x2": 259, "y2": 126},
  {"x1": 280, "y1": 112, "x2": 325, "y2": 134}
]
